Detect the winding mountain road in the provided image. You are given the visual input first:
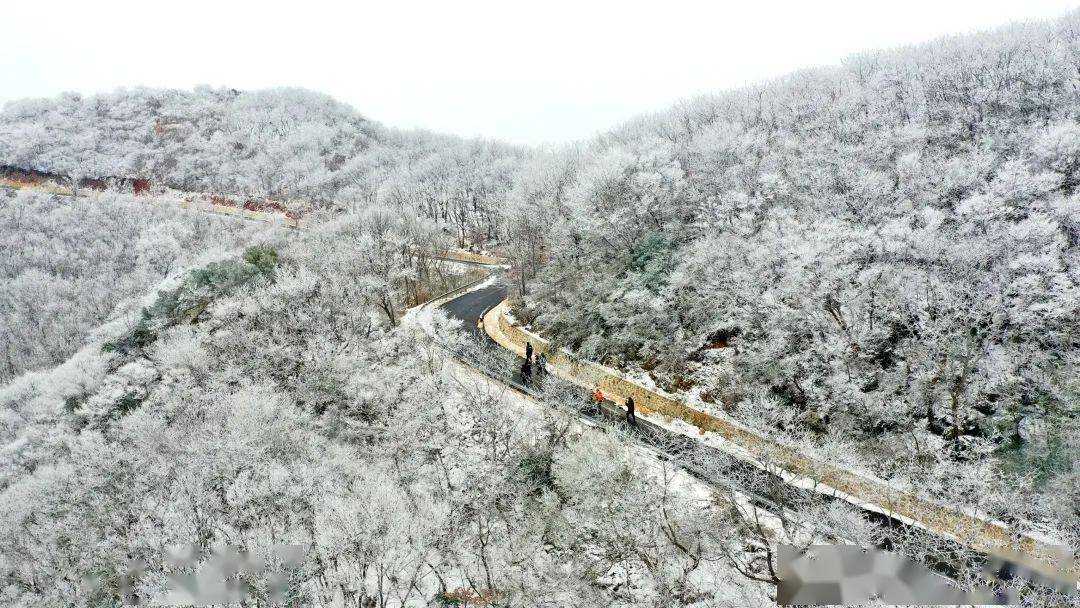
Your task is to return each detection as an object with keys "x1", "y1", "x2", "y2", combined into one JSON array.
[{"x1": 432, "y1": 265, "x2": 1077, "y2": 595}]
